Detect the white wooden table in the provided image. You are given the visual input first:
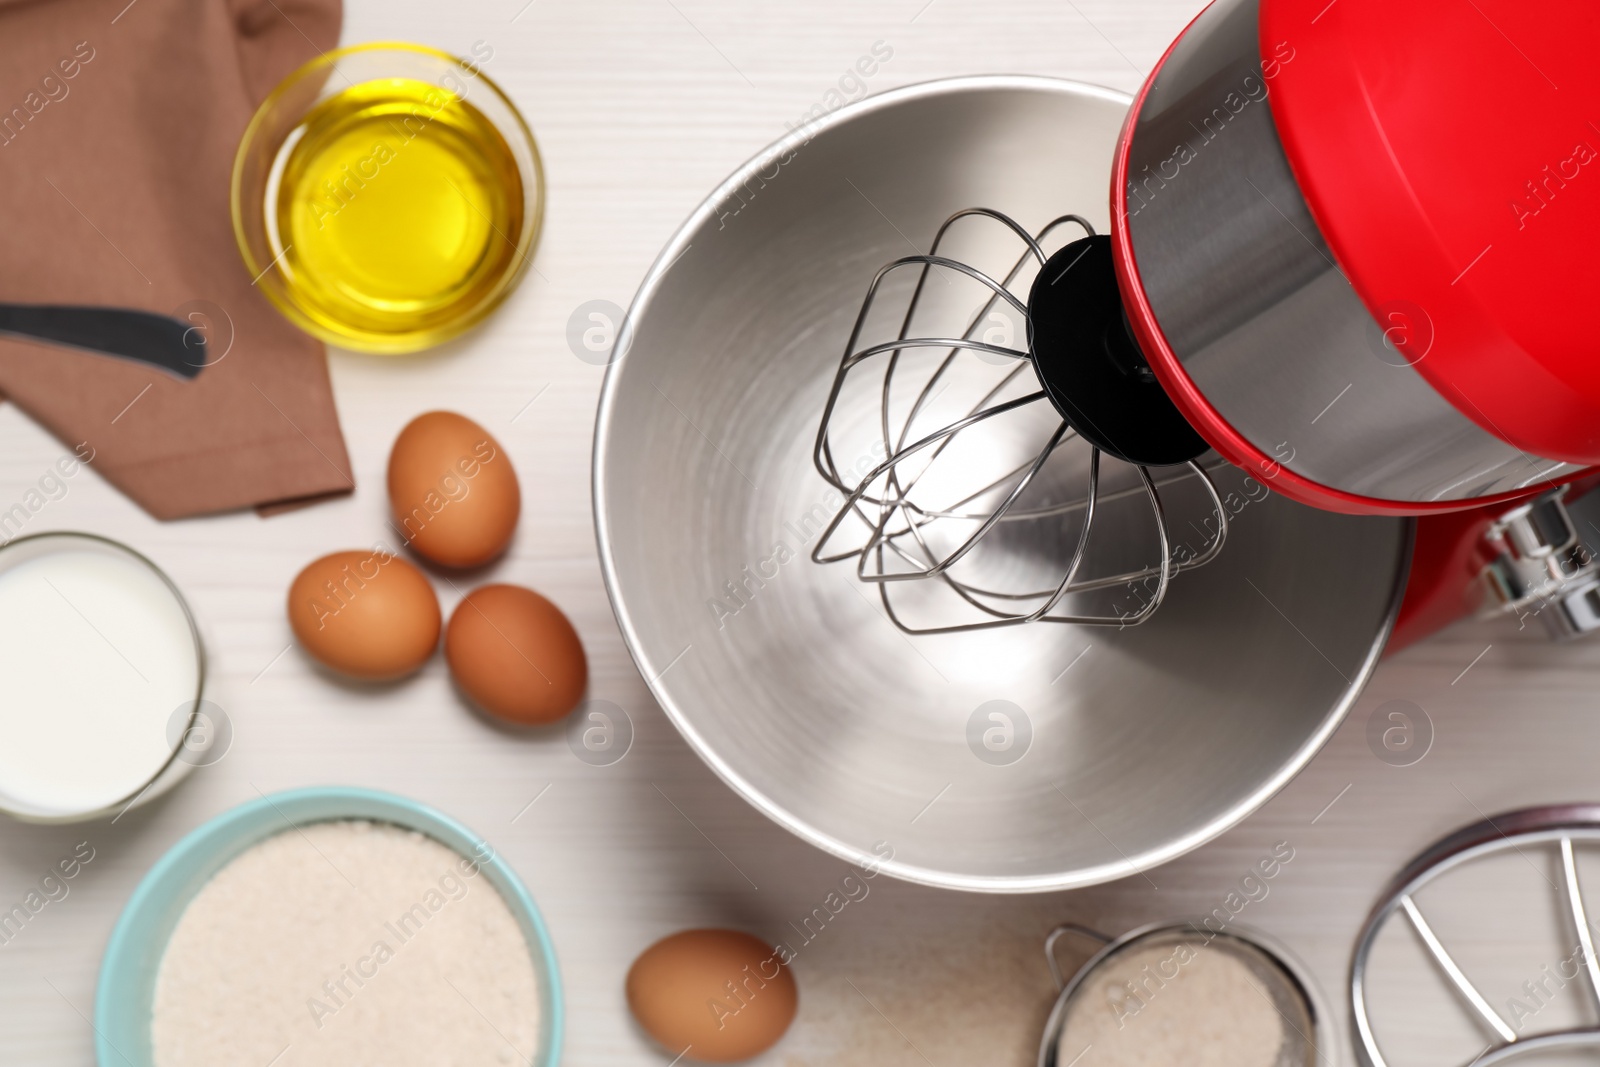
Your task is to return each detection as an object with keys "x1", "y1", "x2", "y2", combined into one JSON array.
[{"x1": 3, "y1": 1, "x2": 1594, "y2": 1063}]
